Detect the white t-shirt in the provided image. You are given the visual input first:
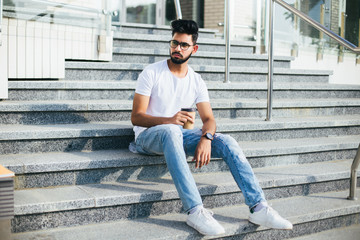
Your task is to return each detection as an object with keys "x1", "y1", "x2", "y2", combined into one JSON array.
[{"x1": 133, "y1": 59, "x2": 210, "y2": 140}]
